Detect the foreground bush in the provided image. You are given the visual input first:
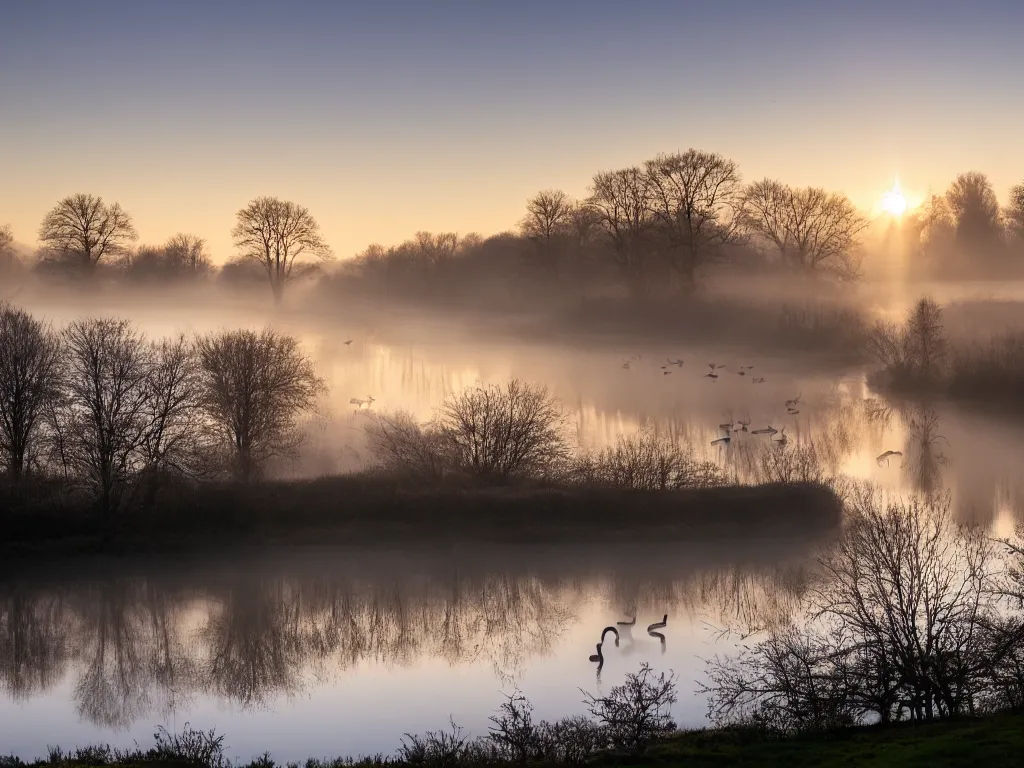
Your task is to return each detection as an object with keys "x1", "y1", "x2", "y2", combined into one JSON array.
[{"x1": 702, "y1": 491, "x2": 1024, "y2": 732}]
